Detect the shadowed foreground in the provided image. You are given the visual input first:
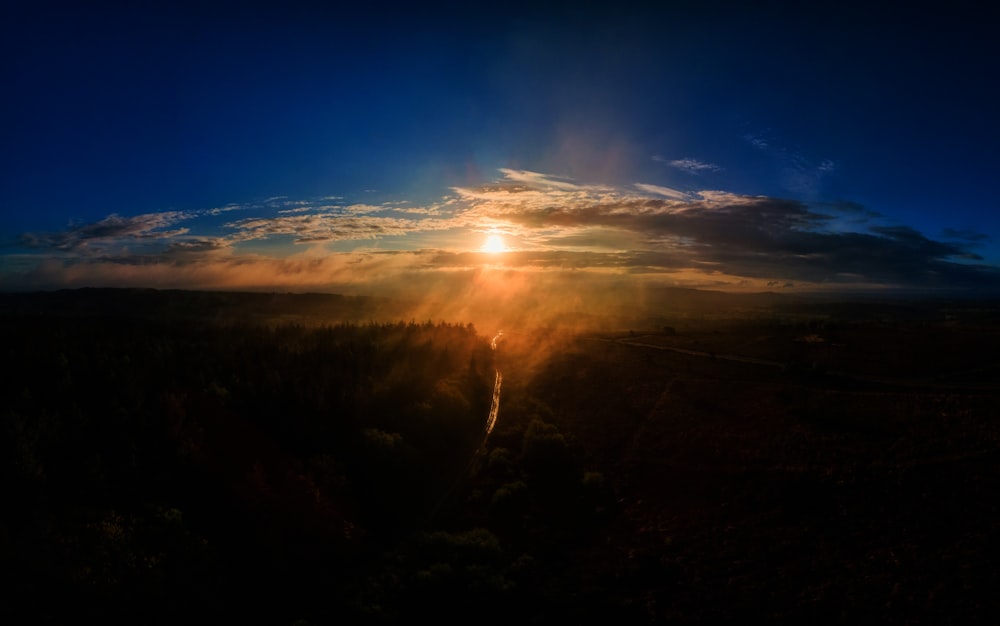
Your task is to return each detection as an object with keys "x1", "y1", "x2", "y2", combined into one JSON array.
[{"x1": 3, "y1": 288, "x2": 999, "y2": 624}]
